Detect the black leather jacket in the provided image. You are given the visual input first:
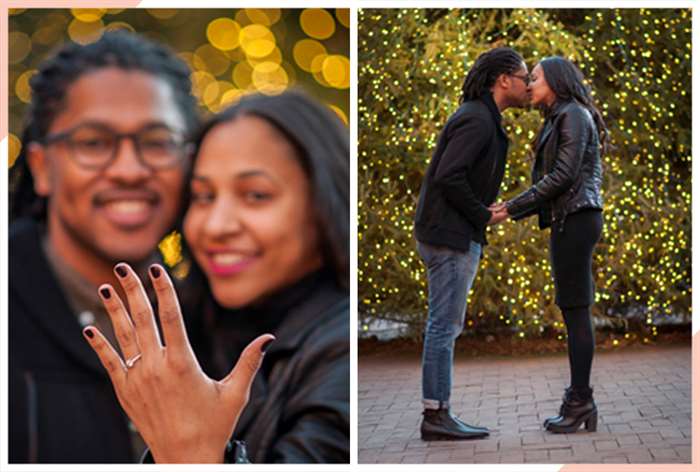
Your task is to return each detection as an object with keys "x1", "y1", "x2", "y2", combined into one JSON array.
[{"x1": 506, "y1": 100, "x2": 603, "y2": 231}]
